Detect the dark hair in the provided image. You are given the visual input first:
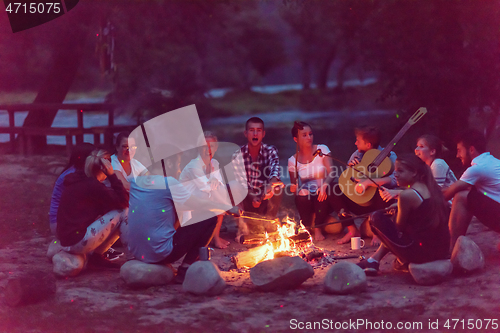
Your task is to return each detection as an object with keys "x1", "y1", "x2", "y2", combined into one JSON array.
[
  {"x1": 396, "y1": 154, "x2": 447, "y2": 226},
  {"x1": 62, "y1": 142, "x2": 95, "y2": 173},
  {"x1": 149, "y1": 143, "x2": 182, "y2": 177},
  {"x1": 245, "y1": 117, "x2": 265, "y2": 131},
  {"x1": 456, "y1": 129, "x2": 487, "y2": 153},
  {"x1": 417, "y1": 134, "x2": 445, "y2": 158},
  {"x1": 355, "y1": 126, "x2": 381, "y2": 148},
  {"x1": 291, "y1": 121, "x2": 311, "y2": 138},
  {"x1": 115, "y1": 132, "x2": 131, "y2": 148}
]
